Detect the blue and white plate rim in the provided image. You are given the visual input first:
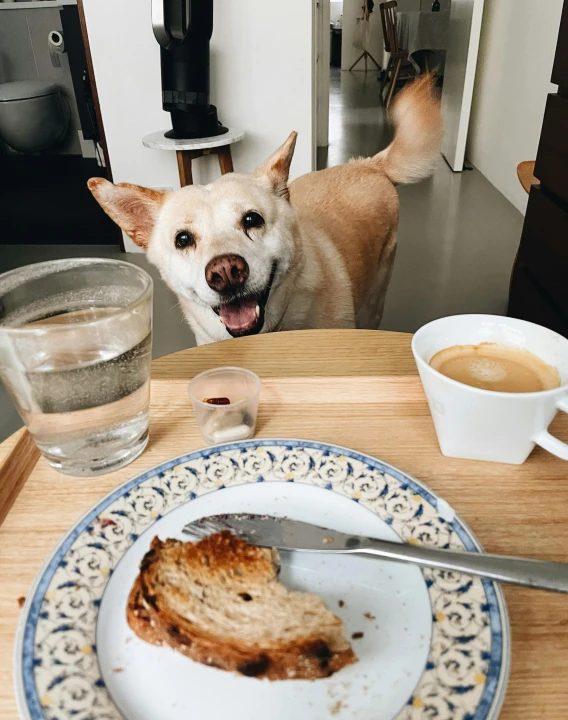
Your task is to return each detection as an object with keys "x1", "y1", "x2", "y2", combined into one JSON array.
[{"x1": 14, "y1": 438, "x2": 511, "y2": 720}]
